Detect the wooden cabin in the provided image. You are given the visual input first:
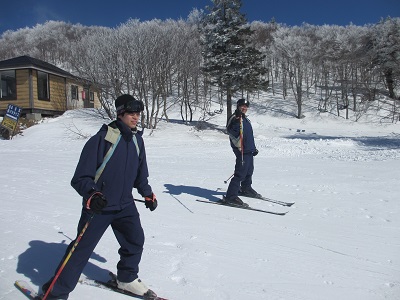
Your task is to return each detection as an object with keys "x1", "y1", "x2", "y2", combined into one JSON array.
[{"x1": 0, "y1": 55, "x2": 101, "y2": 119}]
